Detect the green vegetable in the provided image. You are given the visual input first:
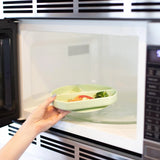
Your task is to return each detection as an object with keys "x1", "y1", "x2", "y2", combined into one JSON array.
[{"x1": 95, "y1": 91, "x2": 109, "y2": 98}]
